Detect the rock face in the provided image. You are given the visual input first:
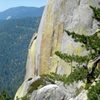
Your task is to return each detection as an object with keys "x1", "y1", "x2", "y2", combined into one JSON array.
[
  {"x1": 30, "y1": 84, "x2": 66, "y2": 100},
  {"x1": 25, "y1": 0, "x2": 99, "y2": 79},
  {"x1": 14, "y1": 0, "x2": 100, "y2": 99},
  {"x1": 30, "y1": 82, "x2": 85, "y2": 100},
  {"x1": 15, "y1": 79, "x2": 87, "y2": 100}
]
